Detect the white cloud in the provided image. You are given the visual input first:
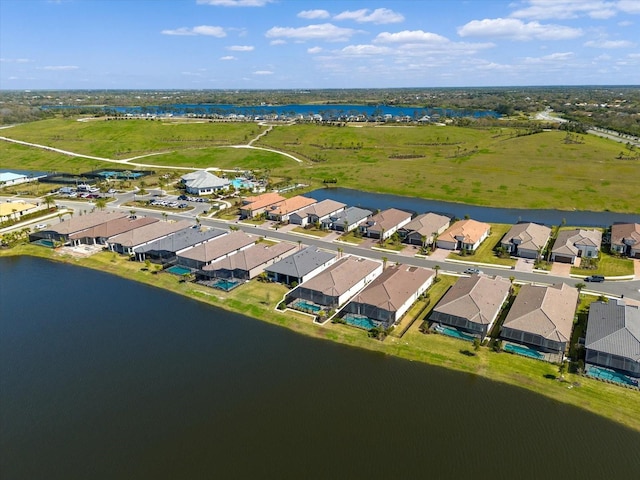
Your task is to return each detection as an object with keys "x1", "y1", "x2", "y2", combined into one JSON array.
[
  {"x1": 253, "y1": 70, "x2": 273, "y2": 75},
  {"x1": 298, "y1": 9, "x2": 330, "y2": 19},
  {"x1": 584, "y1": 39, "x2": 636, "y2": 47},
  {"x1": 197, "y1": 0, "x2": 272, "y2": 6},
  {"x1": 618, "y1": 19, "x2": 633, "y2": 25},
  {"x1": 269, "y1": 39, "x2": 286, "y2": 45},
  {"x1": 227, "y1": 45, "x2": 254, "y2": 51},
  {"x1": 617, "y1": 0, "x2": 640, "y2": 14},
  {"x1": 41, "y1": 65, "x2": 79, "y2": 70},
  {"x1": 266, "y1": 23, "x2": 358, "y2": 42},
  {"x1": 523, "y1": 51, "x2": 574, "y2": 63},
  {"x1": 0, "y1": 58, "x2": 31, "y2": 63},
  {"x1": 333, "y1": 8, "x2": 404, "y2": 24},
  {"x1": 220, "y1": 55, "x2": 236, "y2": 60},
  {"x1": 458, "y1": 18, "x2": 583, "y2": 40},
  {"x1": 510, "y1": 1, "x2": 617, "y2": 20},
  {"x1": 161, "y1": 25, "x2": 226, "y2": 37},
  {"x1": 307, "y1": 46, "x2": 323, "y2": 54},
  {"x1": 339, "y1": 45, "x2": 392, "y2": 56},
  {"x1": 628, "y1": 53, "x2": 640, "y2": 58},
  {"x1": 374, "y1": 30, "x2": 449, "y2": 44}
]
